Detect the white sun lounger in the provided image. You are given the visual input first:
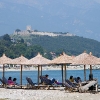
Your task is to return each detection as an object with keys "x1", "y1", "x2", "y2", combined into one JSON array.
[{"x1": 79, "y1": 80, "x2": 98, "y2": 93}]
